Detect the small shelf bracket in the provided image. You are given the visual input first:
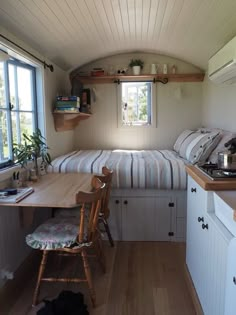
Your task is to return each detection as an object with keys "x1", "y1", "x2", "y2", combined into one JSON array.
[
  {"x1": 114, "y1": 79, "x2": 120, "y2": 84},
  {"x1": 153, "y1": 77, "x2": 169, "y2": 84}
]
